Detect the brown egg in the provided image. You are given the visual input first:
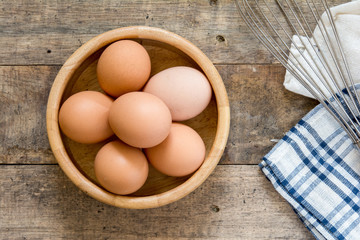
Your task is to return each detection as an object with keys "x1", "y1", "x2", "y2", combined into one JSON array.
[
  {"x1": 143, "y1": 66, "x2": 212, "y2": 121},
  {"x1": 97, "y1": 40, "x2": 151, "y2": 97},
  {"x1": 94, "y1": 141, "x2": 148, "y2": 195},
  {"x1": 58, "y1": 91, "x2": 114, "y2": 144},
  {"x1": 144, "y1": 123, "x2": 206, "y2": 177},
  {"x1": 109, "y1": 92, "x2": 172, "y2": 148}
]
